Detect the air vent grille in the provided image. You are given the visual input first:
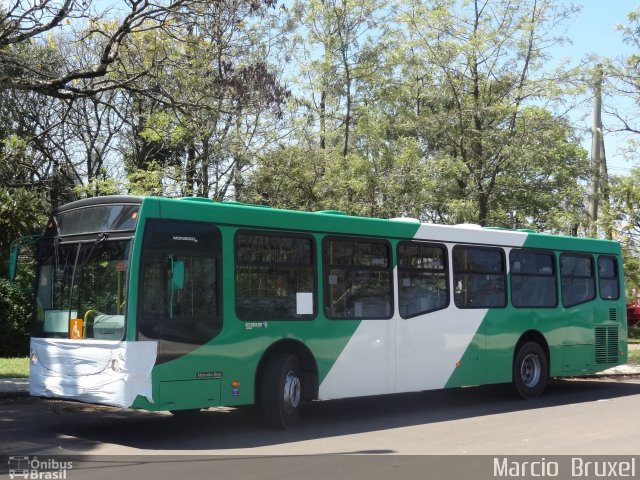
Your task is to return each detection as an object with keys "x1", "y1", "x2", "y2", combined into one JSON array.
[
  {"x1": 609, "y1": 308, "x2": 617, "y2": 322},
  {"x1": 595, "y1": 326, "x2": 618, "y2": 364}
]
